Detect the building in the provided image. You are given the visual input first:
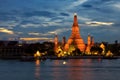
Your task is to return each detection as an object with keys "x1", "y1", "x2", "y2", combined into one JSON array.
[
  {"x1": 85, "y1": 34, "x2": 94, "y2": 54},
  {"x1": 54, "y1": 35, "x2": 59, "y2": 53},
  {"x1": 64, "y1": 13, "x2": 86, "y2": 52},
  {"x1": 86, "y1": 34, "x2": 91, "y2": 54},
  {"x1": 0, "y1": 40, "x2": 24, "y2": 59},
  {"x1": 62, "y1": 36, "x2": 66, "y2": 49}
]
